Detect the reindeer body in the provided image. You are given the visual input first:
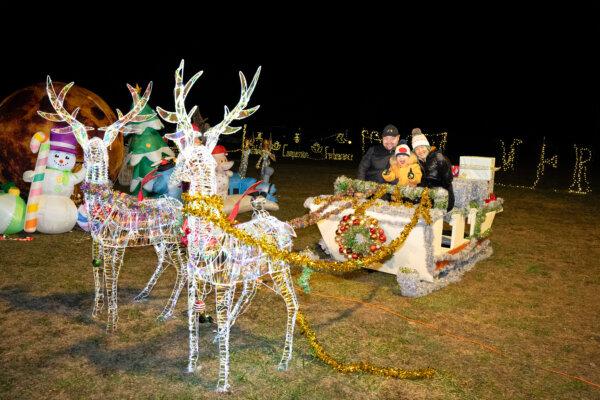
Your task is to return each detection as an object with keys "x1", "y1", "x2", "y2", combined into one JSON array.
[
  {"x1": 159, "y1": 61, "x2": 299, "y2": 391},
  {"x1": 40, "y1": 81, "x2": 186, "y2": 331}
]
